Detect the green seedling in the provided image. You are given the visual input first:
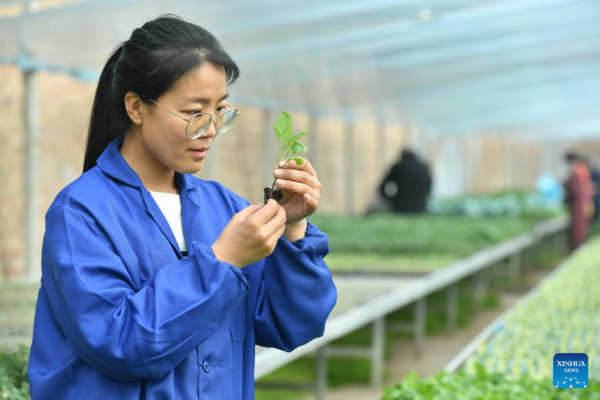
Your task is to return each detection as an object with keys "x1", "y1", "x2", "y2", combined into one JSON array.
[{"x1": 264, "y1": 111, "x2": 309, "y2": 204}]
